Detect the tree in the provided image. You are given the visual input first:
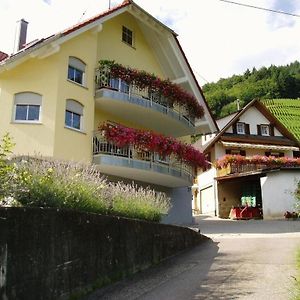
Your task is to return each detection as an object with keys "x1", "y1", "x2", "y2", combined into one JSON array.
[{"x1": 203, "y1": 60, "x2": 300, "y2": 118}]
